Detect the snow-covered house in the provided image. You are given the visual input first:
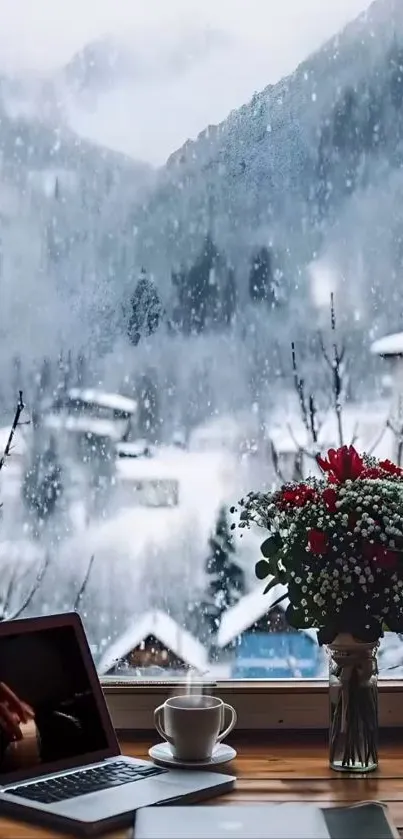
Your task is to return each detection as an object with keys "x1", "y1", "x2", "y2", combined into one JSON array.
[
  {"x1": 115, "y1": 452, "x2": 180, "y2": 508},
  {"x1": 46, "y1": 388, "x2": 137, "y2": 444},
  {"x1": 97, "y1": 610, "x2": 208, "y2": 677},
  {"x1": 44, "y1": 413, "x2": 124, "y2": 442},
  {"x1": 67, "y1": 389, "x2": 137, "y2": 420},
  {"x1": 217, "y1": 584, "x2": 320, "y2": 678}
]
